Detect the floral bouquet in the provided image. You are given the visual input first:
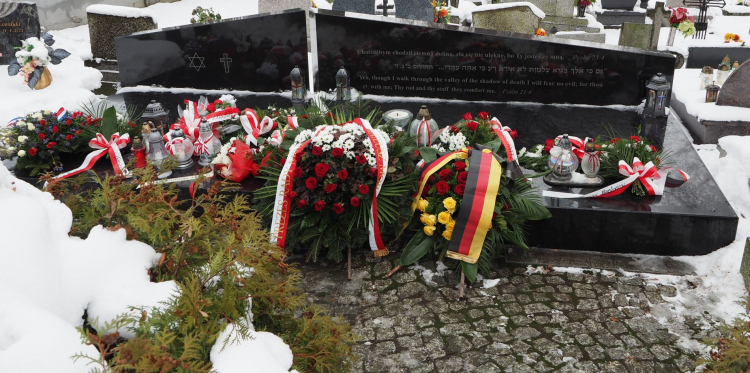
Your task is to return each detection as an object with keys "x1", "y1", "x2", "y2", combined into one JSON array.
[
  {"x1": 1, "y1": 109, "x2": 87, "y2": 175},
  {"x1": 7, "y1": 32, "x2": 70, "y2": 89},
  {"x1": 669, "y1": 7, "x2": 696, "y2": 38},
  {"x1": 430, "y1": 111, "x2": 517, "y2": 154},
  {"x1": 535, "y1": 28, "x2": 548, "y2": 37},
  {"x1": 724, "y1": 33, "x2": 745, "y2": 44},
  {"x1": 210, "y1": 138, "x2": 260, "y2": 182},
  {"x1": 400, "y1": 147, "x2": 550, "y2": 282},
  {"x1": 432, "y1": 0, "x2": 451, "y2": 24}
]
